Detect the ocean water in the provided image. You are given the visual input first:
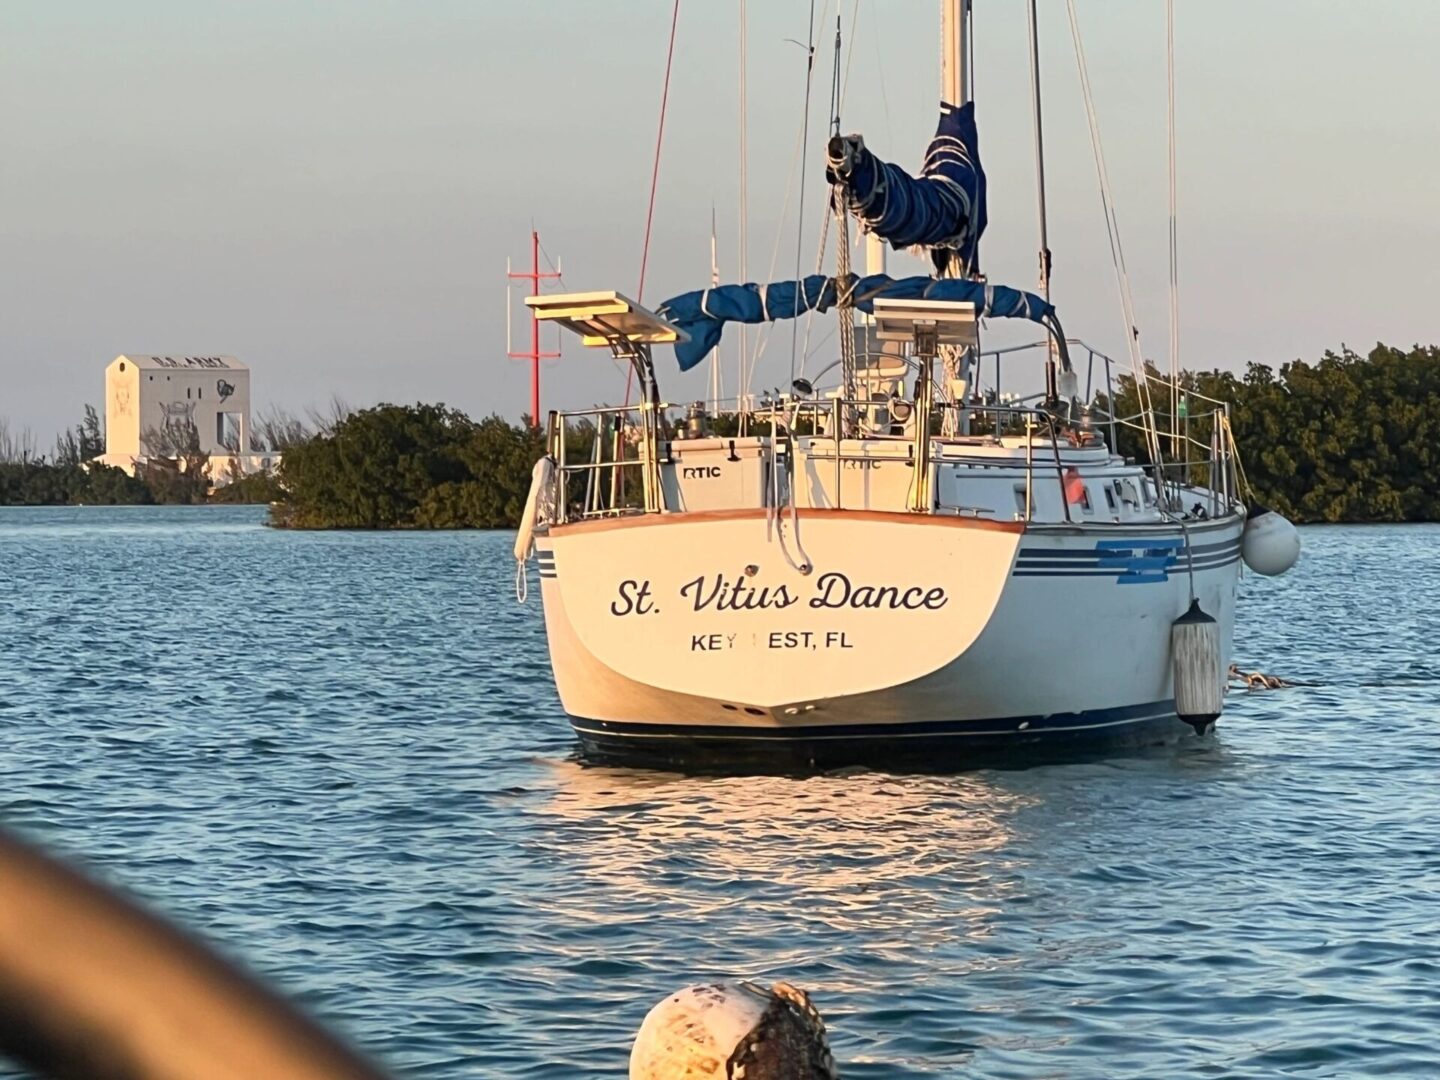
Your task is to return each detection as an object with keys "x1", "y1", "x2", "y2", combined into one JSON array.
[{"x1": 2, "y1": 505, "x2": 1437, "y2": 1078}]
